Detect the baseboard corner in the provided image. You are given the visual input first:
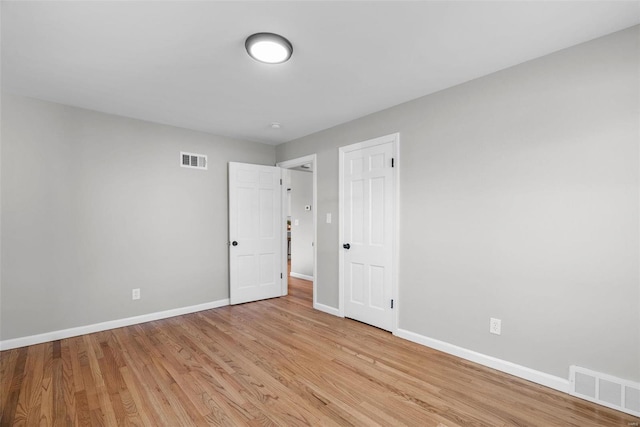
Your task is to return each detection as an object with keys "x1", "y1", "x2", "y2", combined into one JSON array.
[{"x1": 313, "y1": 302, "x2": 341, "y2": 317}]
